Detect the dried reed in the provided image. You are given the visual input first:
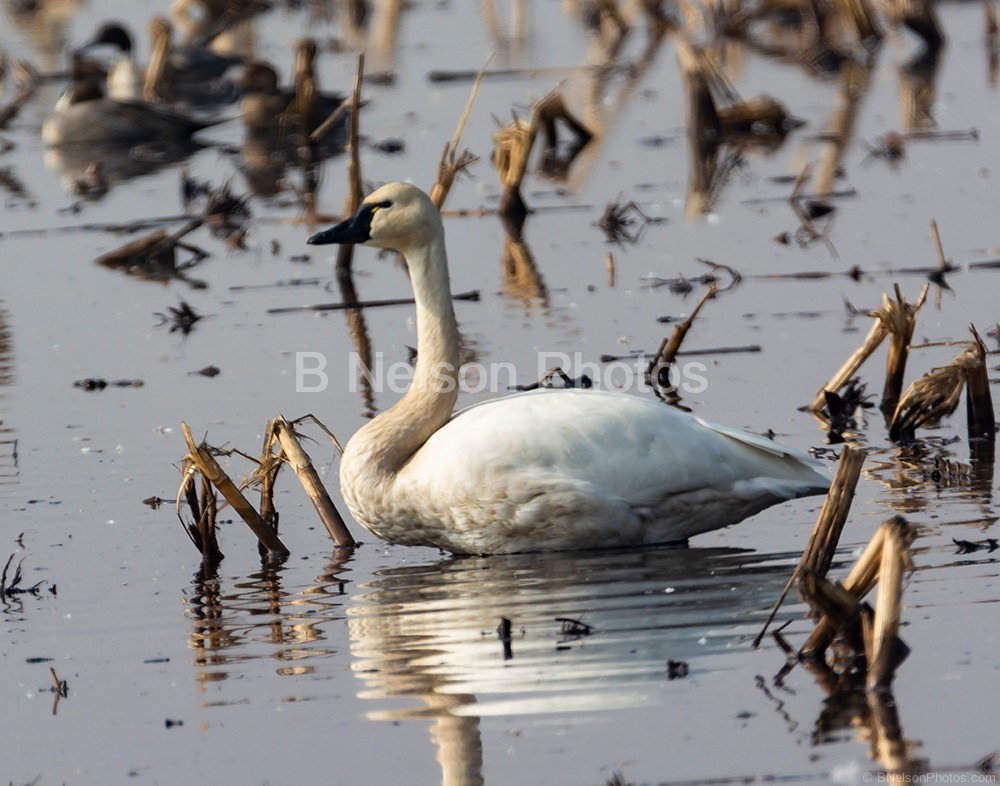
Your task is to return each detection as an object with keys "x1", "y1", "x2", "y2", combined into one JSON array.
[
  {"x1": 894, "y1": 0, "x2": 945, "y2": 48},
  {"x1": 95, "y1": 219, "x2": 205, "y2": 278},
  {"x1": 808, "y1": 284, "x2": 928, "y2": 413},
  {"x1": 799, "y1": 515, "x2": 915, "y2": 660},
  {"x1": 176, "y1": 454, "x2": 223, "y2": 562},
  {"x1": 865, "y1": 516, "x2": 914, "y2": 691},
  {"x1": 492, "y1": 87, "x2": 593, "y2": 228},
  {"x1": 272, "y1": 417, "x2": 356, "y2": 547},
  {"x1": 430, "y1": 58, "x2": 487, "y2": 209},
  {"x1": 180, "y1": 423, "x2": 289, "y2": 556},
  {"x1": 753, "y1": 445, "x2": 864, "y2": 647},
  {"x1": 888, "y1": 331, "x2": 988, "y2": 442},
  {"x1": 337, "y1": 52, "x2": 366, "y2": 274},
  {"x1": 646, "y1": 282, "x2": 717, "y2": 381}
]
